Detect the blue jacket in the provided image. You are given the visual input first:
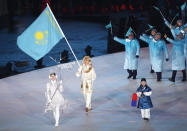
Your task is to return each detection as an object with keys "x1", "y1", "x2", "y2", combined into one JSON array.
[
  {"x1": 140, "y1": 36, "x2": 169, "y2": 72},
  {"x1": 137, "y1": 85, "x2": 153, "y2": 109},
  {"x1": 171, "y1": 28, "x2": 187, "y2": 59},
  {"x1": 164, "y1": 19, "x2": 187, "y2": 35},
  {"x1": 184, "y1": 33, "x2": 187, "y2": 59},
  {"x1": 114, "y1": 37, "x2": 140, "y2": 70},
  {"x1": 166, "y1": 37, "x2": 185, "y2": 70}
]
